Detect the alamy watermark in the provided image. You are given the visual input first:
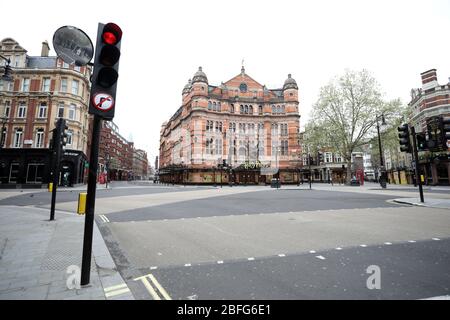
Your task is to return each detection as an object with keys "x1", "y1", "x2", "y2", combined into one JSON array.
[
  {"x1": 66, "y1": 265, "x2": 81, "y2": 290},
  {"x1": 366, "y1": 265, "x2": 381, "y2": 290}
]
